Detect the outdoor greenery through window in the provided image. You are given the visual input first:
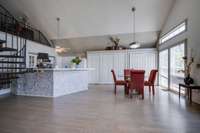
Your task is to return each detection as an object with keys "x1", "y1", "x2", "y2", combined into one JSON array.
[{"x1": 160, "y1": 20, "x2": 187, "y2": 44}]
